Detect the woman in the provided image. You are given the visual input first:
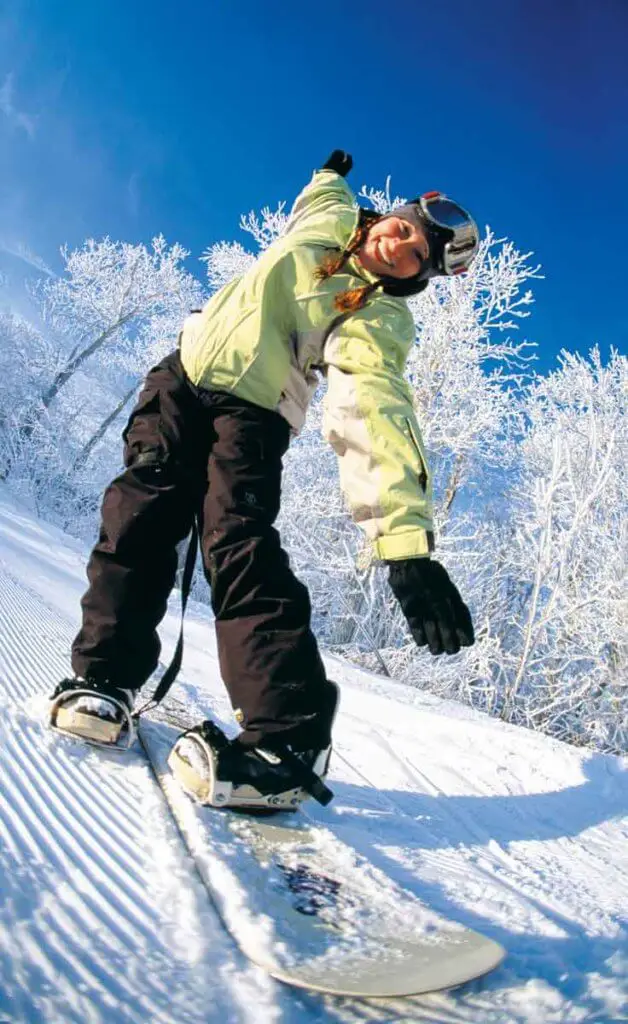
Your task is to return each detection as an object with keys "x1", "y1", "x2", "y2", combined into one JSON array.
[{"x1": 49, "y1": 151, "x2": 477, "y2": 811}]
